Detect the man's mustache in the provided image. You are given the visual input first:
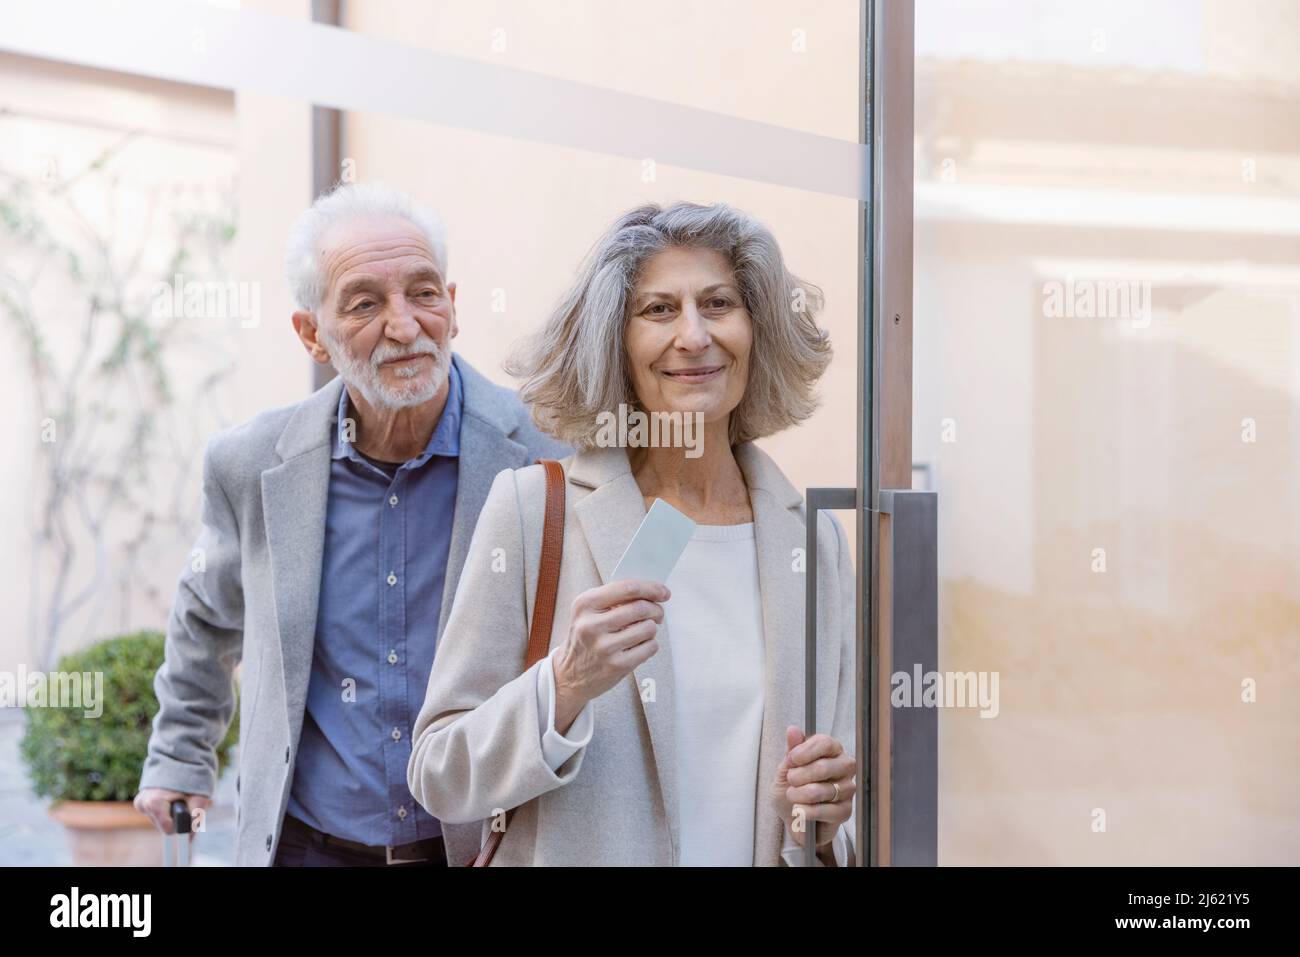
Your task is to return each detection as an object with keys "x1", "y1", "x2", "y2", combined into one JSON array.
[{"x1": 370, "y1": 339, "x2": 442, "y2": 368}]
